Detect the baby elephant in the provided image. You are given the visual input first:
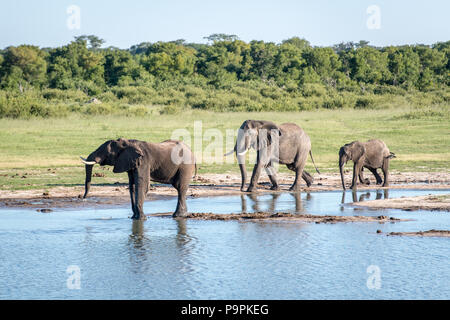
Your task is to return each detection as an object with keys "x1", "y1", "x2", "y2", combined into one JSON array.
[
  {"x1": 339, "y1": 139, "x2": 395, "y2": 190},
  {"x1": 81, "y1": 138, "x2": 196, "y2": 220}
]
